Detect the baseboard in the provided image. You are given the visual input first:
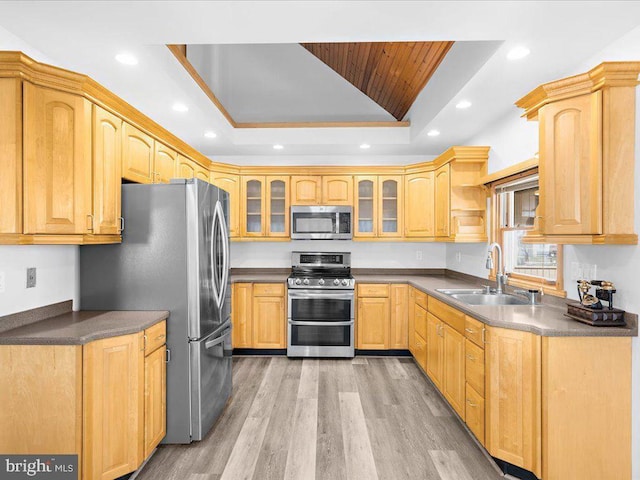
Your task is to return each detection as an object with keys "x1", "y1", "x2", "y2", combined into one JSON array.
[
  {"x1": 233, "y1": 348, "x2": 287, "y2": 356},
  {"x1": 355, "y1": 349, "x2": 412, "y2": 356}
]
